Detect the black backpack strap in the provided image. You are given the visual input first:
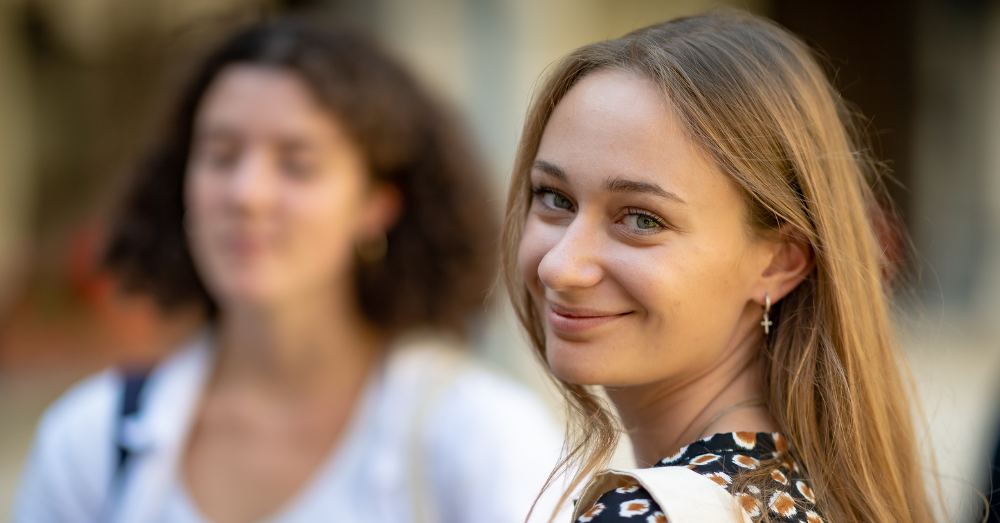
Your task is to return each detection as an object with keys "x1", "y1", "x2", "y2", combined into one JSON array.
[
  {"x1": 988, "y1": 421, "x2": 1000, "y2": 523},
  {"x1": 115, "y1": 372, "x2": 151, "y2": 475}
]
